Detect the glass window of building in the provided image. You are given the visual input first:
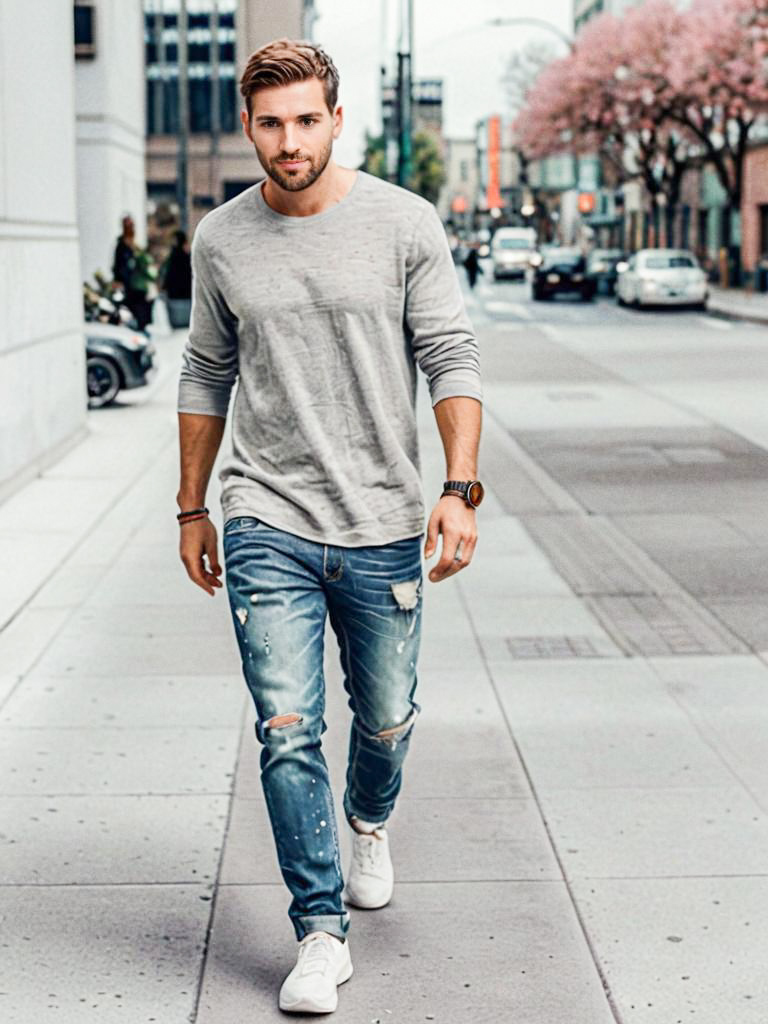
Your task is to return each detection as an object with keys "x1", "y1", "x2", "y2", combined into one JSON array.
[{"x1": 144, "y1": 0, "x2": 238, "y2": 135}]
